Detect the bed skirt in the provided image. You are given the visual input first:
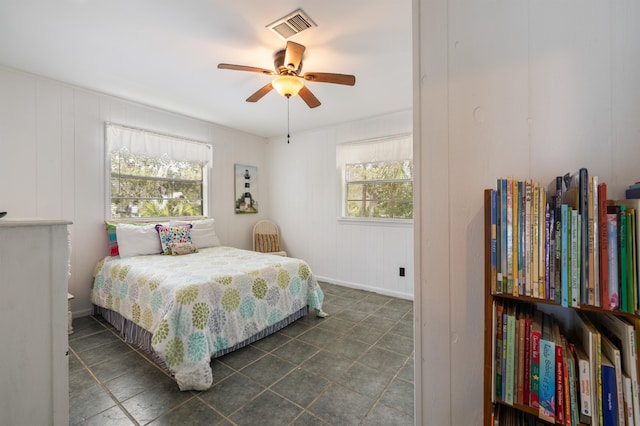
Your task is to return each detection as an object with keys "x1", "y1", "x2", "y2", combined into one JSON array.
[{"x1": 93, "y1": 304, "x2": 309, "y2": 376}]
